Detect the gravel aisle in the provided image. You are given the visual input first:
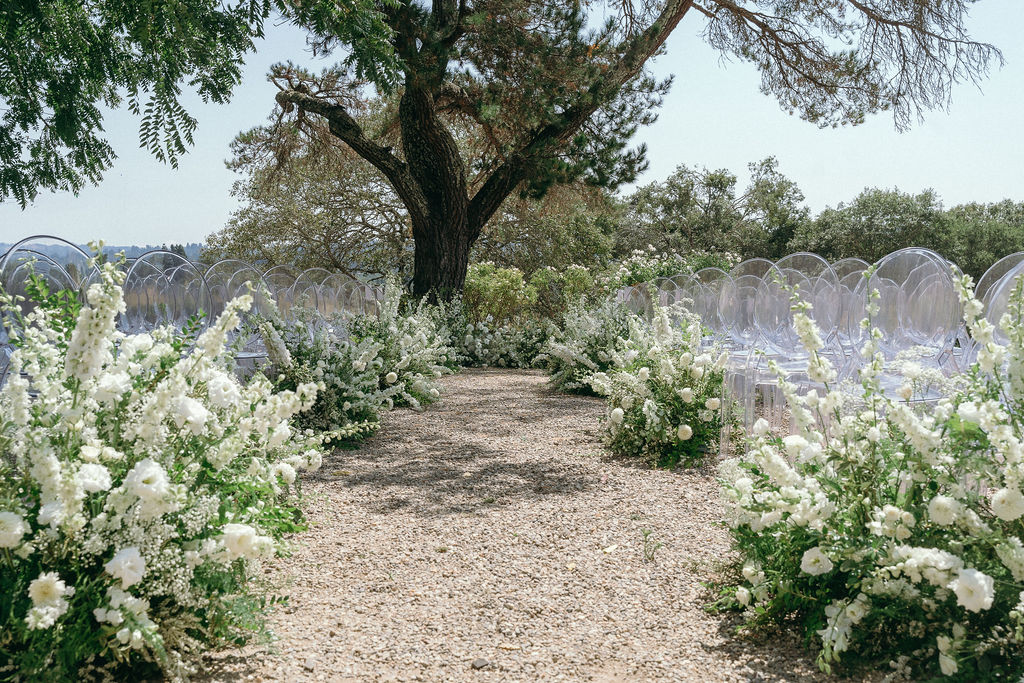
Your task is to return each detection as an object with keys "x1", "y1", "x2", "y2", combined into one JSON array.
[{"x1": 203, "y1": 369, "x2": 840, "y2": 682}]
